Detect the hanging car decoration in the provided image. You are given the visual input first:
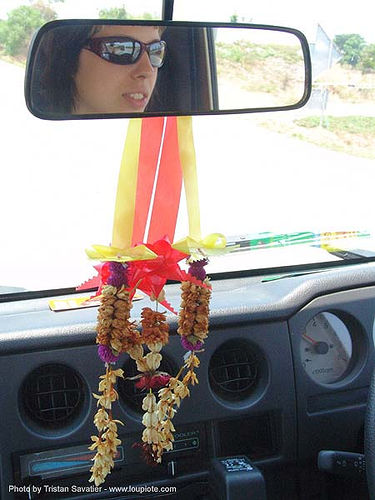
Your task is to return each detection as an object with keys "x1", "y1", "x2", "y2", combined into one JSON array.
[{"x1": 79, "y1": 117, "x2": 229, "y2": 486}]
